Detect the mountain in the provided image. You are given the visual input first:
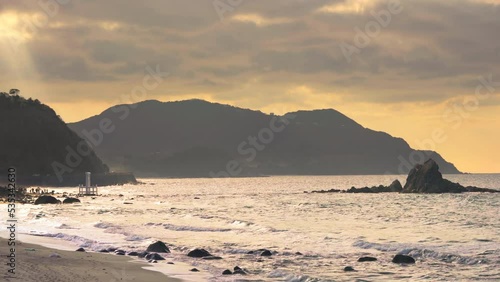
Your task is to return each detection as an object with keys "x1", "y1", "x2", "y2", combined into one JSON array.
[
  {"x1": 0, "y1": 92, "x2": 135, "y2": 186},
  {"x1": 68, "y1": 99, "x2": 461, "y2": 177}
]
